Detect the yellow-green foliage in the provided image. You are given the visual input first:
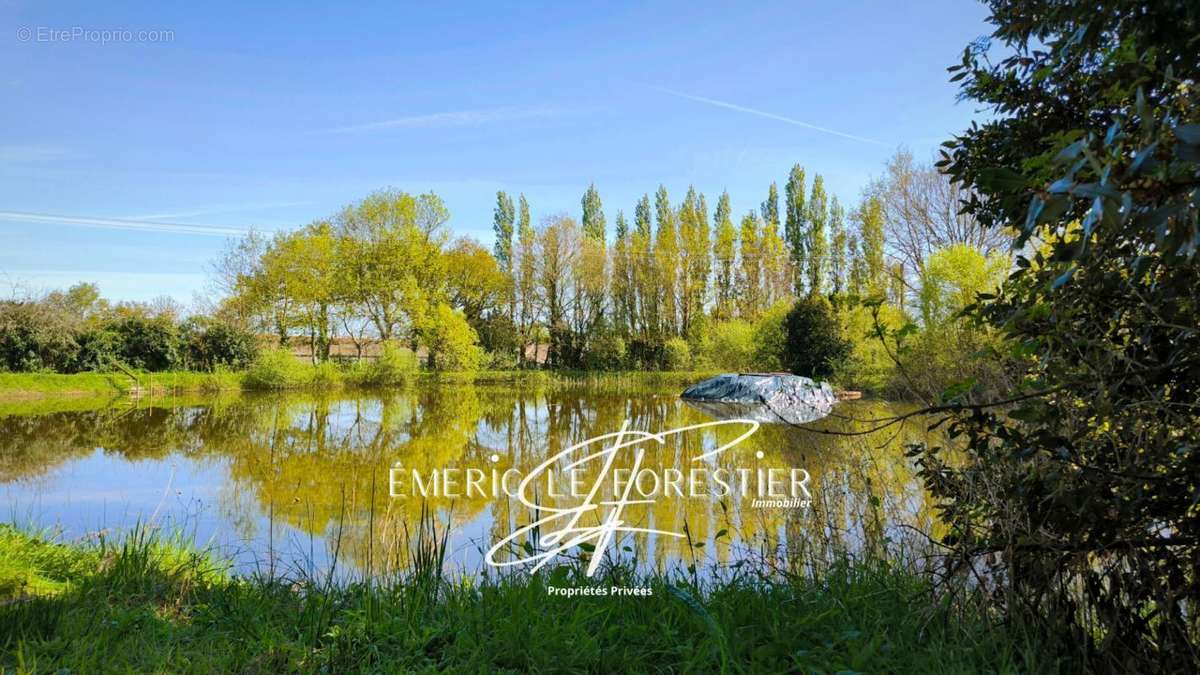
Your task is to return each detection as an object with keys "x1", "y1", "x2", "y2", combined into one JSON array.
[
  {"x1": 663, "y1": 337, "x2": 692, "y2": 370},
  {"x1": 835, "y1": 302, "x2": 904, "y2": 392},
  {"x1": 242, "y1": 348, "x2": 312, "y2": 390},
  {"x1": 698, "y1": 320, "x2": 757, "y2": 371},
  {"x1": 750, "y1": 301, "x2": 792, "y2": 371},
  {"x1": 351, "y1": 342, "x2": 418, "y2": 386},
  {"x1": 421, "y1": 305, "x2": 483, "y2": 371}
]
